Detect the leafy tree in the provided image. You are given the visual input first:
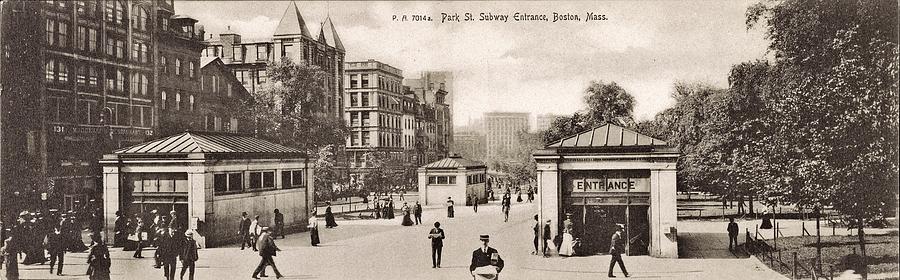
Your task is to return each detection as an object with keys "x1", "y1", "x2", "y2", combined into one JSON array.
[
  {"x1": 361, "y1": 150, "x2": 405, "y2": 195},
  {"x1": 244, "y1": 58, "x2": 349, "y2": 201},
  {"x1": 637, "y1": 82, "x2": 723, "y2": 195},
  {"x1": 542, "y1": 81, "x2": 637, "y2": 145},
  {"x1": 314, "y1": 145, "x2": 340, "y2": 201},
  {"x1": 245, "y1": 58, "x2": 348, "y2": 153},
  {"x1": 748, "y1": 0, "x2": 899, "y2": 266}
]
